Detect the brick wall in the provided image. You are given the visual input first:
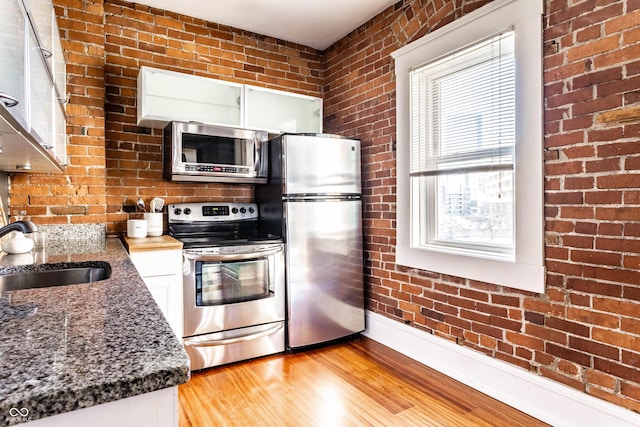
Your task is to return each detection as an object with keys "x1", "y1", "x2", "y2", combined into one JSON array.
[
  {"x1": 325, "y1": 0, "x2": 640, "y2": 414},
  {"x1": 102, "y1": 0, "x2": 323, "y2": 234}
]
